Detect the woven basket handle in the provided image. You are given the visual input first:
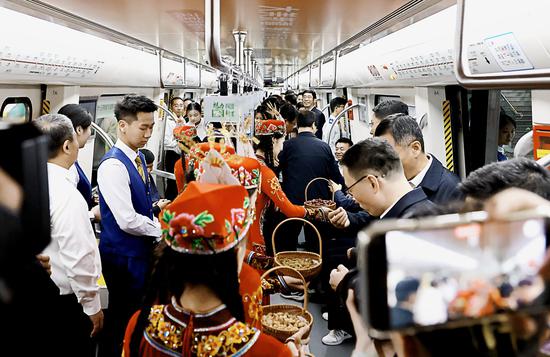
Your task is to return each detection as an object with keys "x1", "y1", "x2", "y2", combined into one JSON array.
[
  {"x1": 260, "y1": 265, "x2": 308, "y2": 312},
  {"x1": 304, "y1": 177, "x2": 335, "y2": 202},
  {"x1": 271, "y1": 217, "x2": 322, "y2": 258}
]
